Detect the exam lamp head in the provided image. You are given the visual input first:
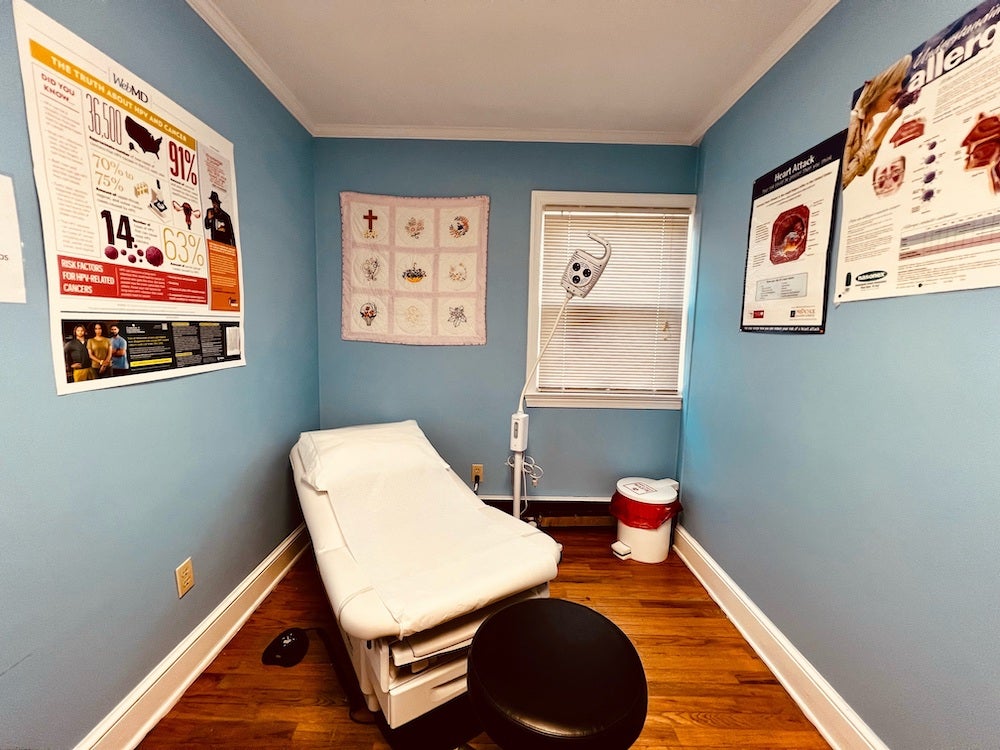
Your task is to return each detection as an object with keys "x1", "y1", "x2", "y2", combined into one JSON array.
[{"x1": 560, "y1": 232, "x2": 612, "y2": 298}]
